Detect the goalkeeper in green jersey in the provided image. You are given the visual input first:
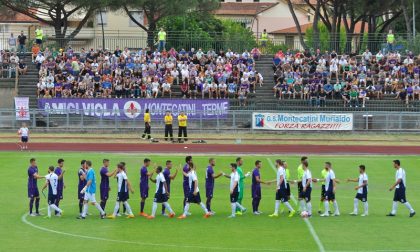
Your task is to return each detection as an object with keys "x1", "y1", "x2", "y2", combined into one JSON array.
[{"x1": 235, "y1": 157, "x2": 251, "y2": 215}]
